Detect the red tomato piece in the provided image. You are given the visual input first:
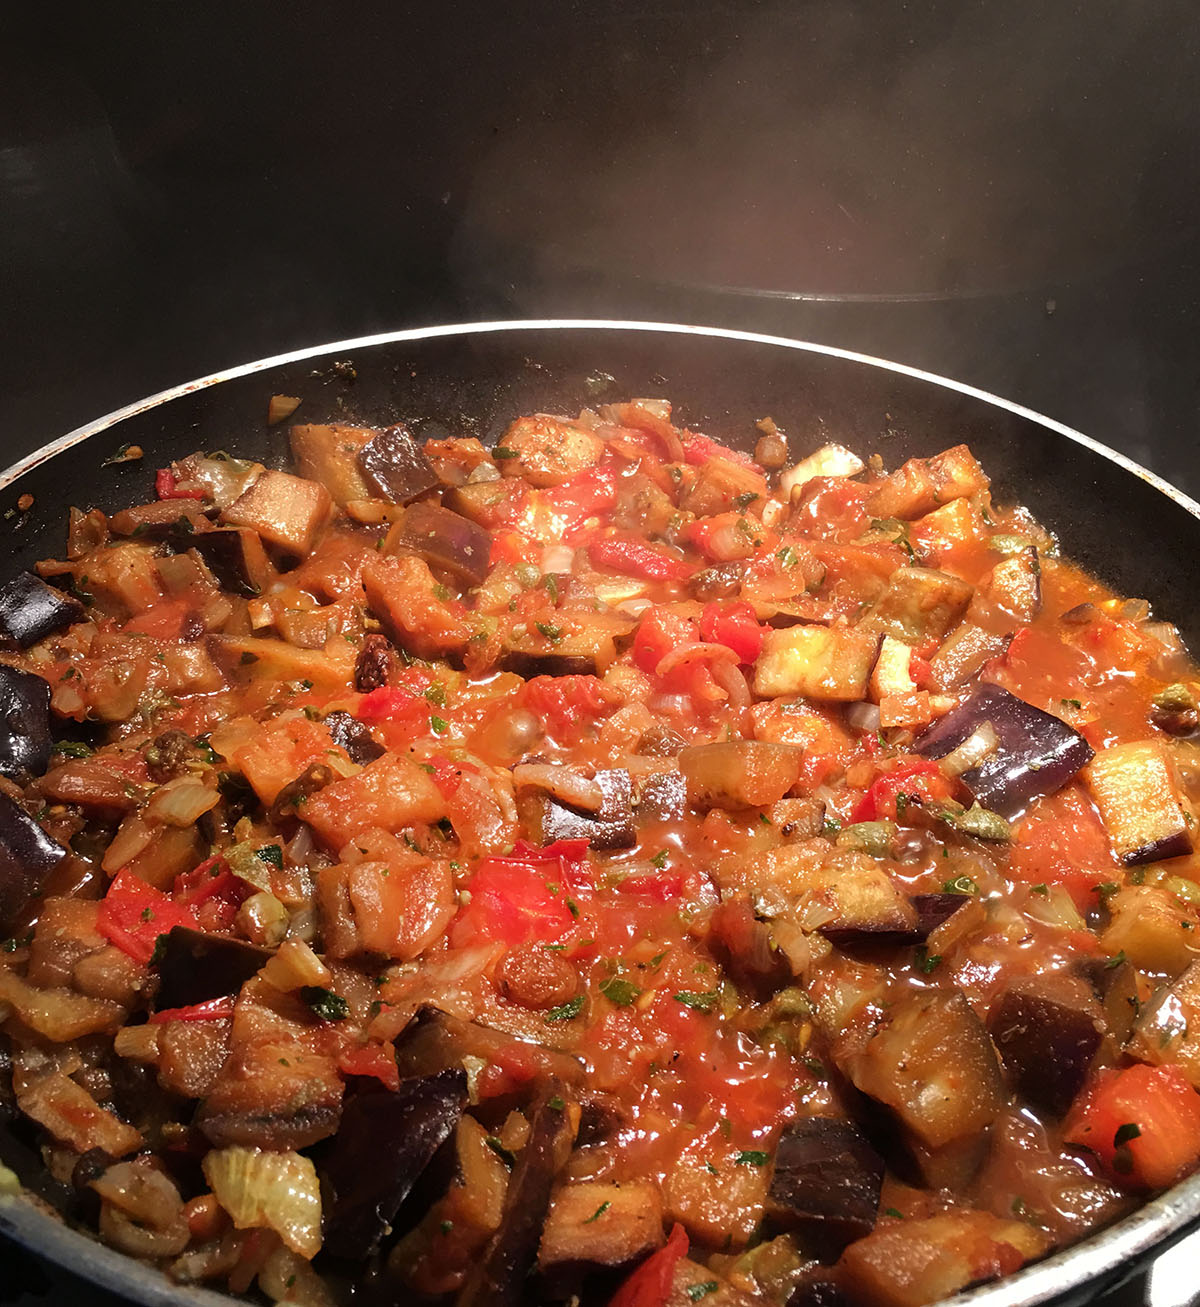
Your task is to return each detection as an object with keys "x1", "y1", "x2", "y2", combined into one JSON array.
[
  {"x1": 852, "y1": 760, "x2": 954, "y2": 822},
  {"x1": 337, "y1": 1042, "x2": 401, "y2": 1091},
  {"x1": 1065, "y1": 1064, "x2": 1200, "y2": 1189},
  {"x1": 427, "y1": 754, "x2": 463, "y2": 797},
  {"x1": 173, "y1": 856, "x2": 251, "y2": 933},
  {"x1": 155, "y1": 468, "x2": 206, "y2": 500},
  {"x1": 521, "y1": 675, "x2": 620, "y2": 736},
  {"x1": 543, "y1": 467, "x2": 618, "y2": 533},
  {"x1": 450, "y1": 841, "x2": 590, "y2": 949},
  {"x1": 356, "y1": 685, "x2": 427, "y2": 725},
  {"x1": 609, "y1": 1223, "x2": 689, "y2": 1307},
  {"x1": 149, "y1": 996, "x2": 236, "y2": 1024},
  {"x1": 681, "y1": 432, "x2": 756, "y2": 469},
  {"x1": 699, "y1": 600, "x2": 765, "y2": 664},
  {"x1": 790, "y1": 477, "x2": 871, "y2": 541},
  {"x1": 97, "y1": 870, "x2": 199, "y2": 964},
  {"x1": 588, "y1": 533, "x2": 694, "y2": 582},
  {"x1": 1009, "y1": 783, "x2": 1120, "y2": 904},
  {"x1": 633, "y1": 608, "x2": 698, "y2": 675}
]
